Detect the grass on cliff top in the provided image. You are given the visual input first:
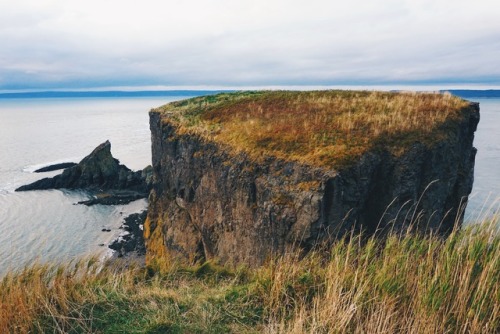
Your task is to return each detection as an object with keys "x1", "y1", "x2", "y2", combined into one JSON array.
[
  {"x1": 154, "y1": 90, "x2": 471, "y2": 168},
  {"x1": 1, "y1": 213, "x2": 498, "y2": 333}
]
